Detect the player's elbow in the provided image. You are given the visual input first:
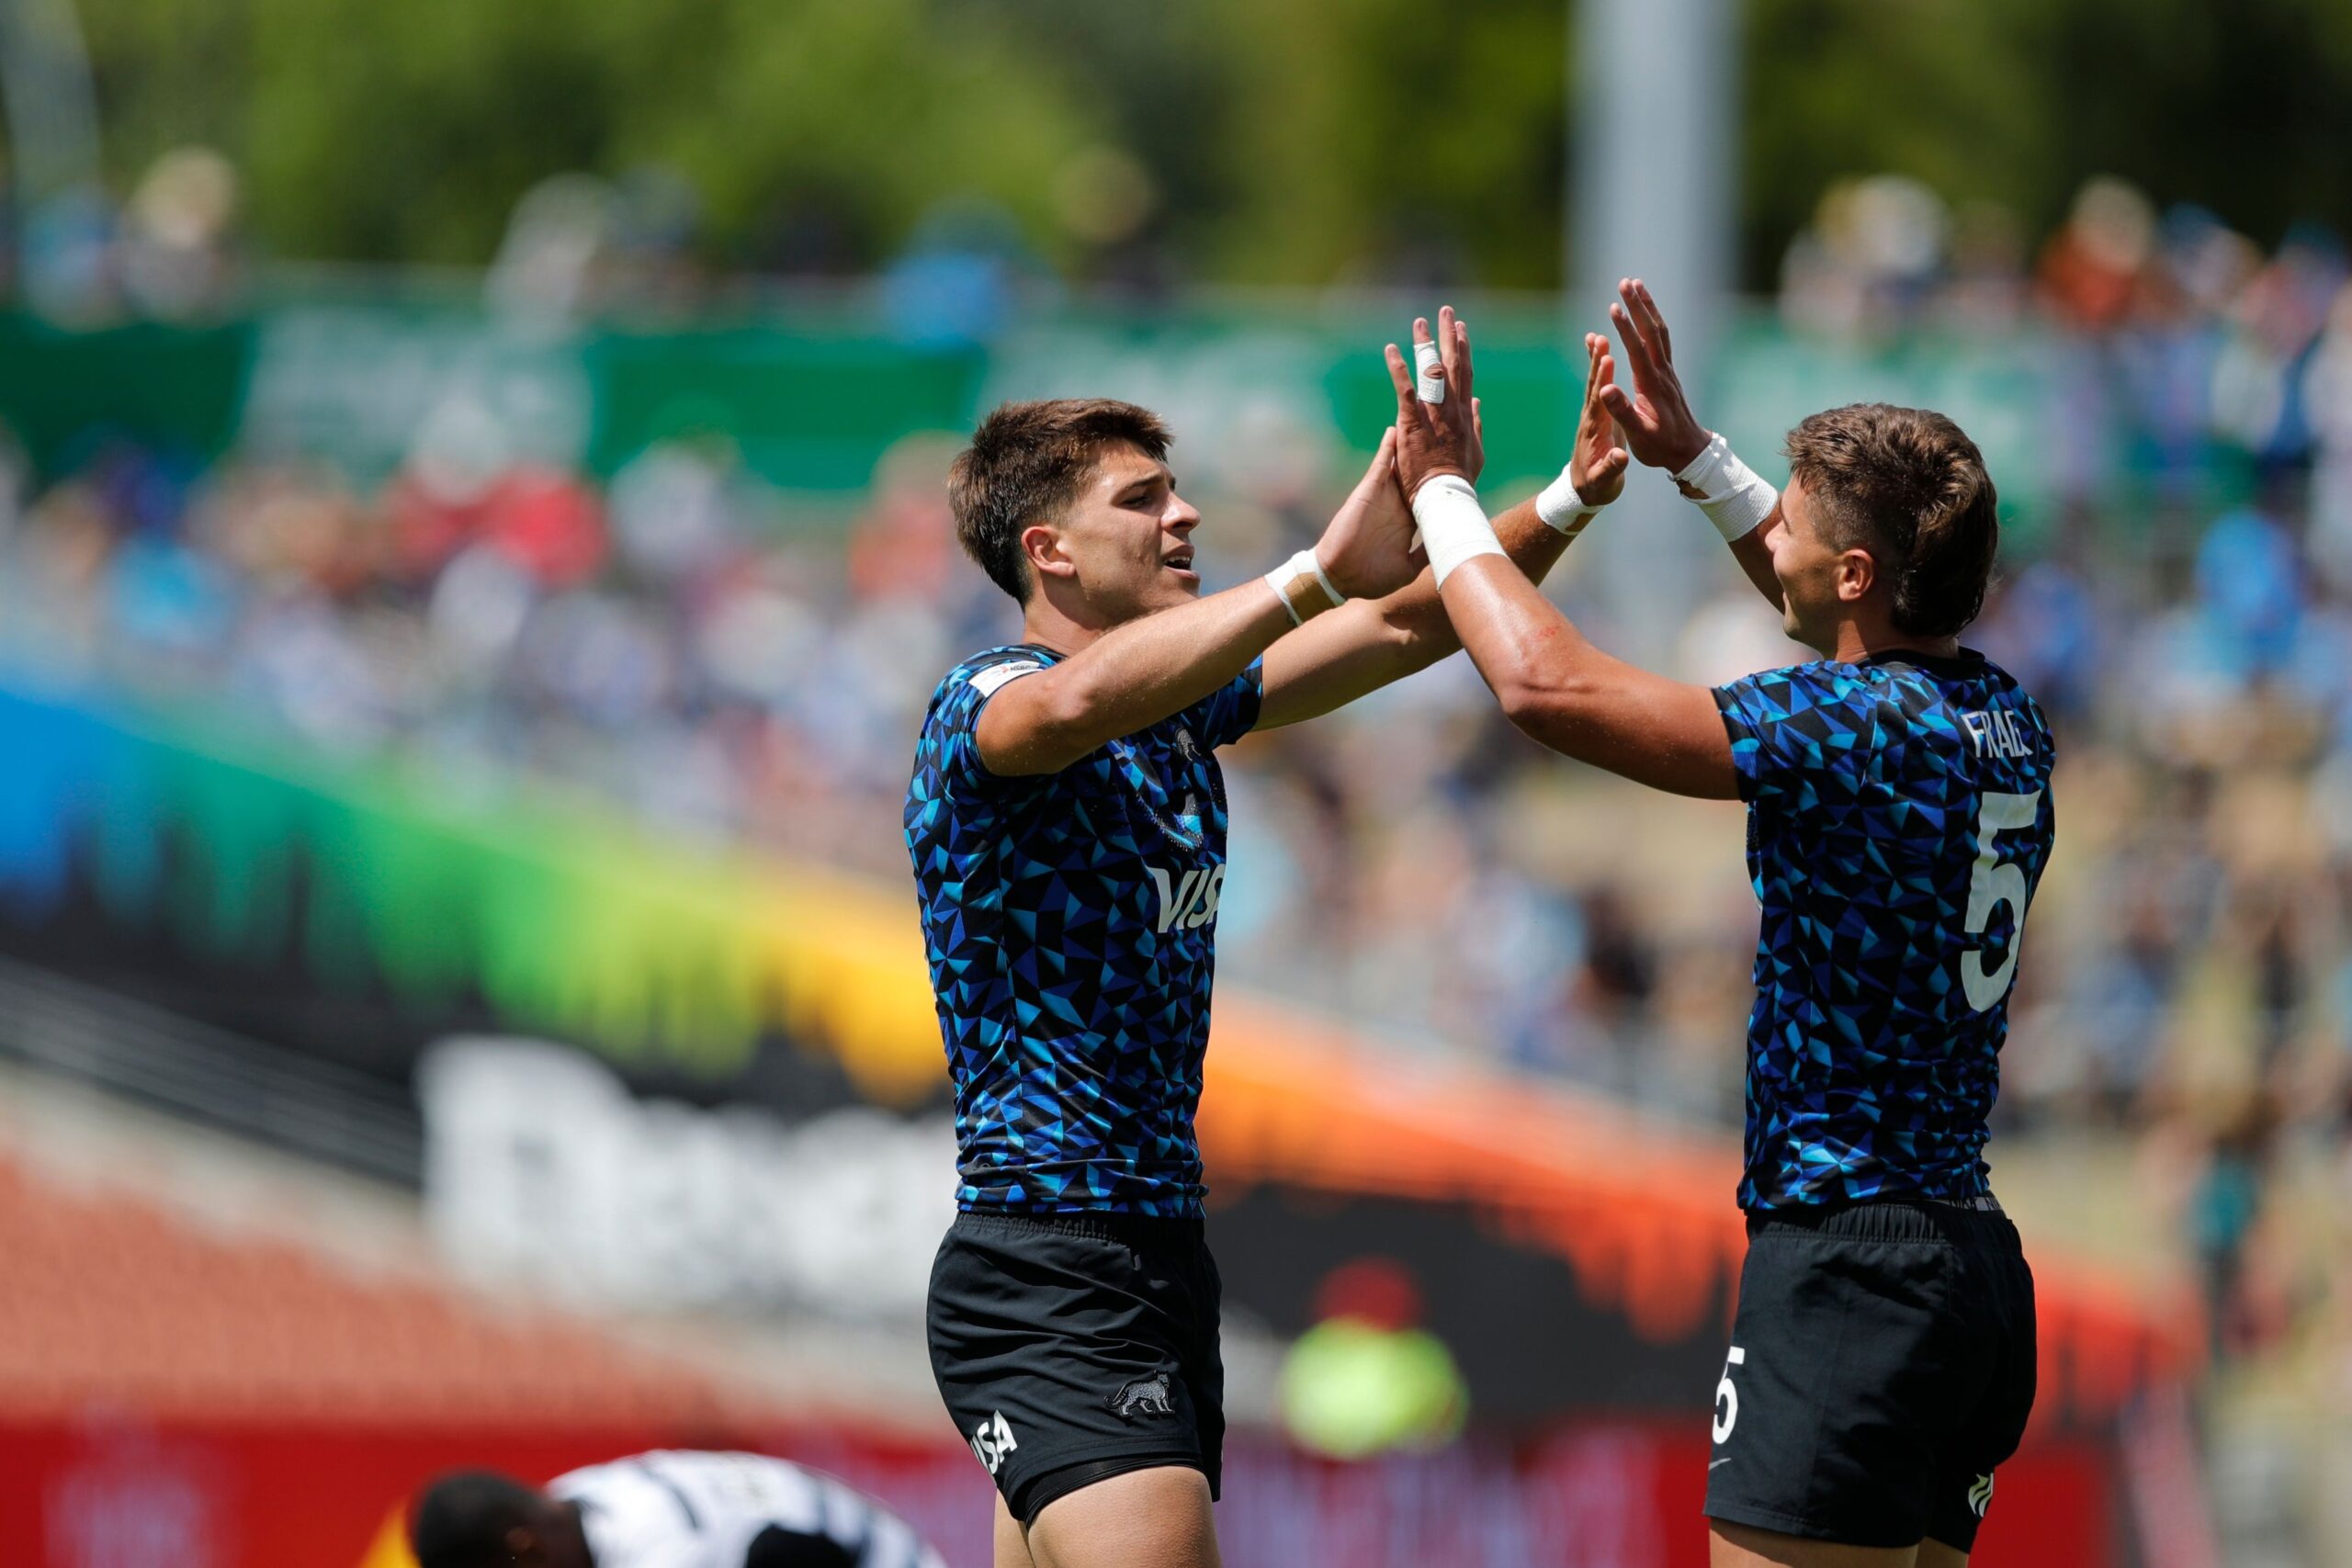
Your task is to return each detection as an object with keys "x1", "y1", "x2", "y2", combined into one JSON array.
[{"x1": 1490, "y1": 664, "x2": 1596, "y2": 746}]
